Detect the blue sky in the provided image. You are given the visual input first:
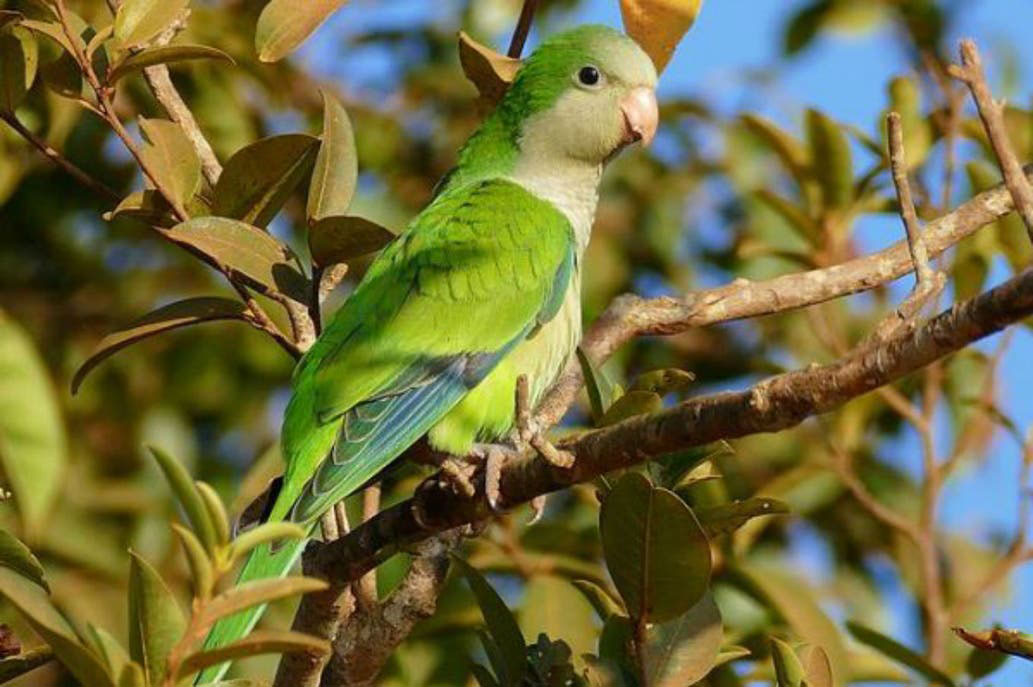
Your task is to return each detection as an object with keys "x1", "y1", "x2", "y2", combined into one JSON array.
[{"x1": 299, "y1": 0, "x2": 1033, "y2": 682}]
